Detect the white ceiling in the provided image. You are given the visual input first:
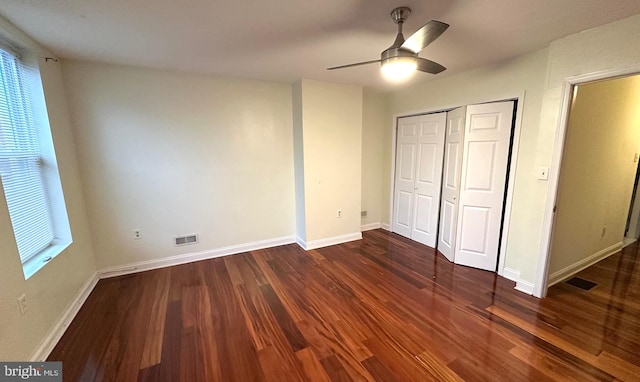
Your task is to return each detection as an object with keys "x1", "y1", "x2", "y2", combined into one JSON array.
[{"x1": 1, "y1": 0, "x2": 640, "y2": 91}]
